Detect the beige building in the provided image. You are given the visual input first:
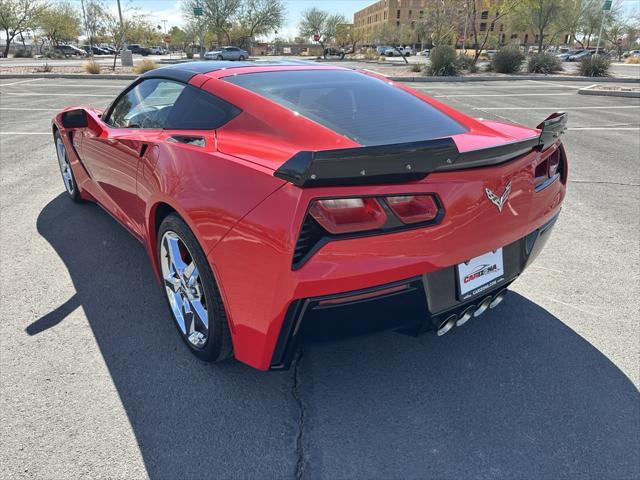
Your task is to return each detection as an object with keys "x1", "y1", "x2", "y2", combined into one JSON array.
[{"x1": 353, "y1": 0, "x2": 570, "y2": 47}]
